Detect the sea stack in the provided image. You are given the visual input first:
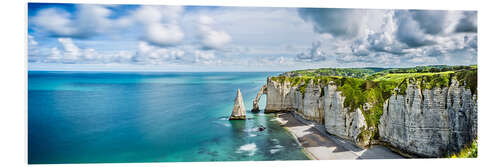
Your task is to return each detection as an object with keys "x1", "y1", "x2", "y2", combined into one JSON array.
[{"x1": 229, "y1": 89, "x2": 246, "y2": 120}]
